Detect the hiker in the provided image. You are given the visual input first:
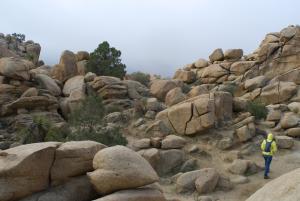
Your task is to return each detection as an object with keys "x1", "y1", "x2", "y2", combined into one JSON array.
[{"x1": 261, "y1": 133, "x2": 277, "y2": 179}]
